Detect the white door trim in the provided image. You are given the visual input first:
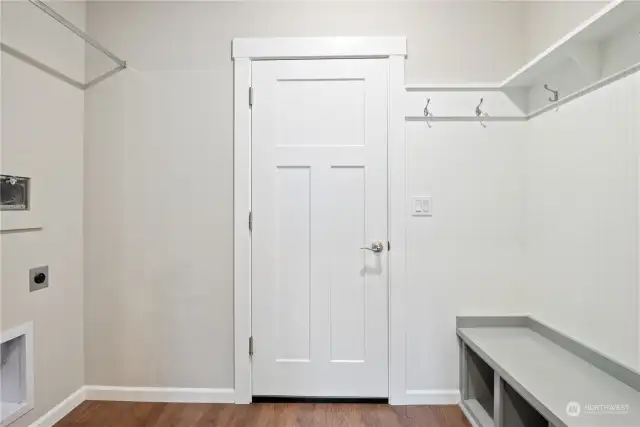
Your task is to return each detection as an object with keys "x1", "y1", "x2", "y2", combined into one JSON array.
[
  {"x1": 387, "y1": 54, "x2": 408, "y2": 405},
  {"x1": 232, "y1": 37, "x2": 407, "y2": 404},
  {"x1": 232, "y1": 37, "x2": 407, "y2": 60}
]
